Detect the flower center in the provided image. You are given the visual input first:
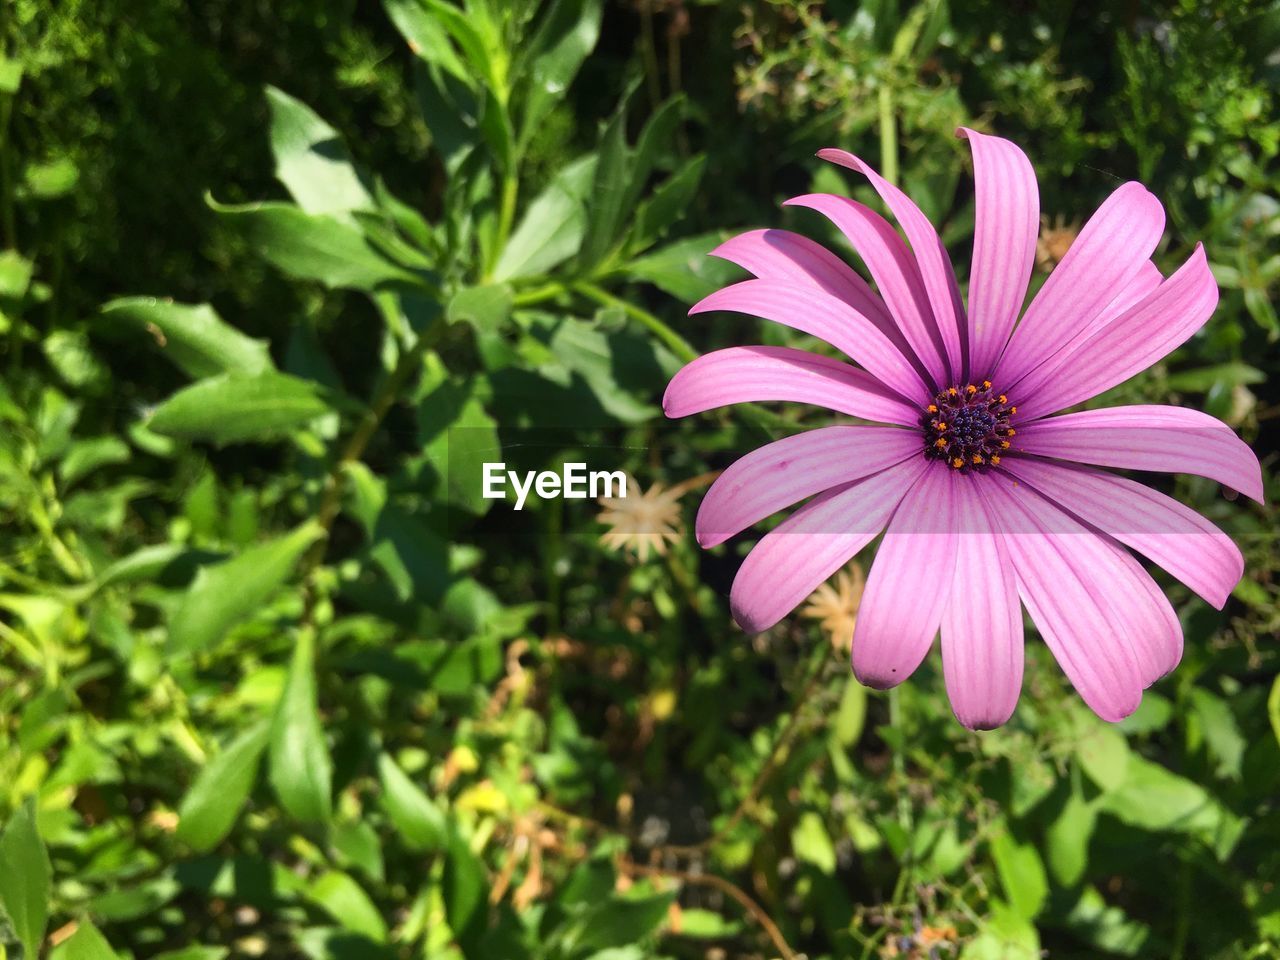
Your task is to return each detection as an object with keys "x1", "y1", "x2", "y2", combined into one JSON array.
[{"x1": 922, "y1": 381, "x2": 1016, "y2": 472}]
